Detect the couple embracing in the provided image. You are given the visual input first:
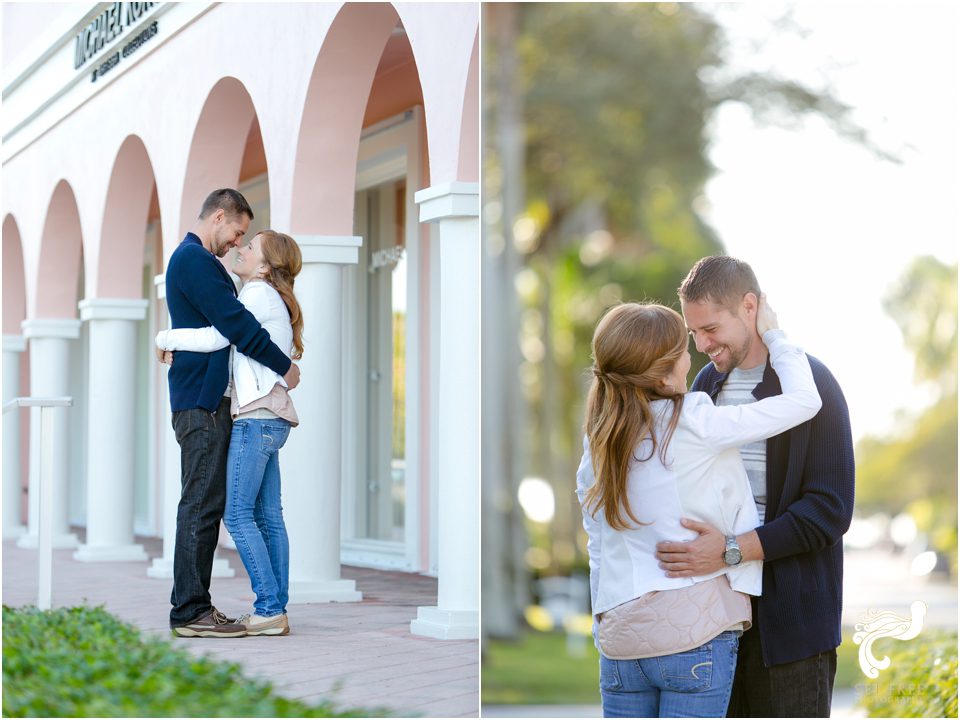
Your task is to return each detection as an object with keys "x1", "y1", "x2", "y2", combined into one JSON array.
[
  {"x1": 578, "y1": 256, "x2": 855, "y2": 718},
  {"x1": 158, "y1": 189, "x2": 304, "y2": 638}
]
